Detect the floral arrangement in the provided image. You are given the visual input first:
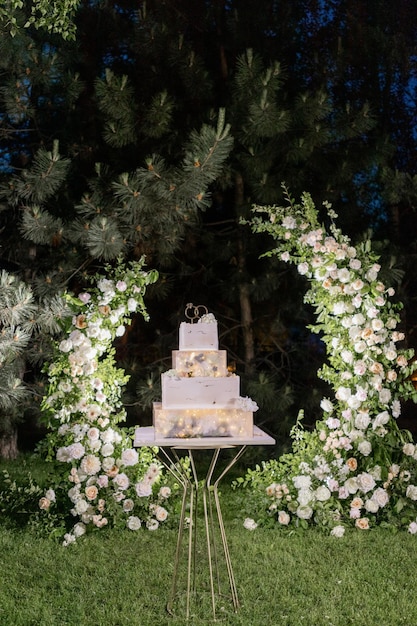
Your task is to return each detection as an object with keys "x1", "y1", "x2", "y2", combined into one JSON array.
[
  {"x1": 240, "y1": 189, "x2": 417, "y2": 535},
  {"x1": 38, "y1": 257, "x2": 175, "y2": 544}
]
